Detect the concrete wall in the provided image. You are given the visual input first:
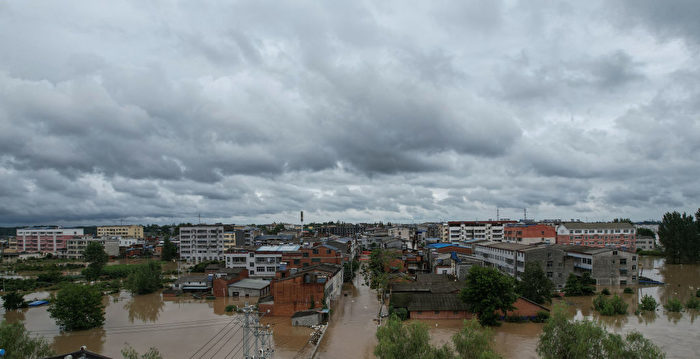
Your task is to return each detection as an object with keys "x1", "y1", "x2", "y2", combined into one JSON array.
[
  {"x1": 228, "y1": 286, "x2": 267, "y2": 298},
  {"x1": 292, "y1": 313, "x2": 321, "y2": 327}
]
